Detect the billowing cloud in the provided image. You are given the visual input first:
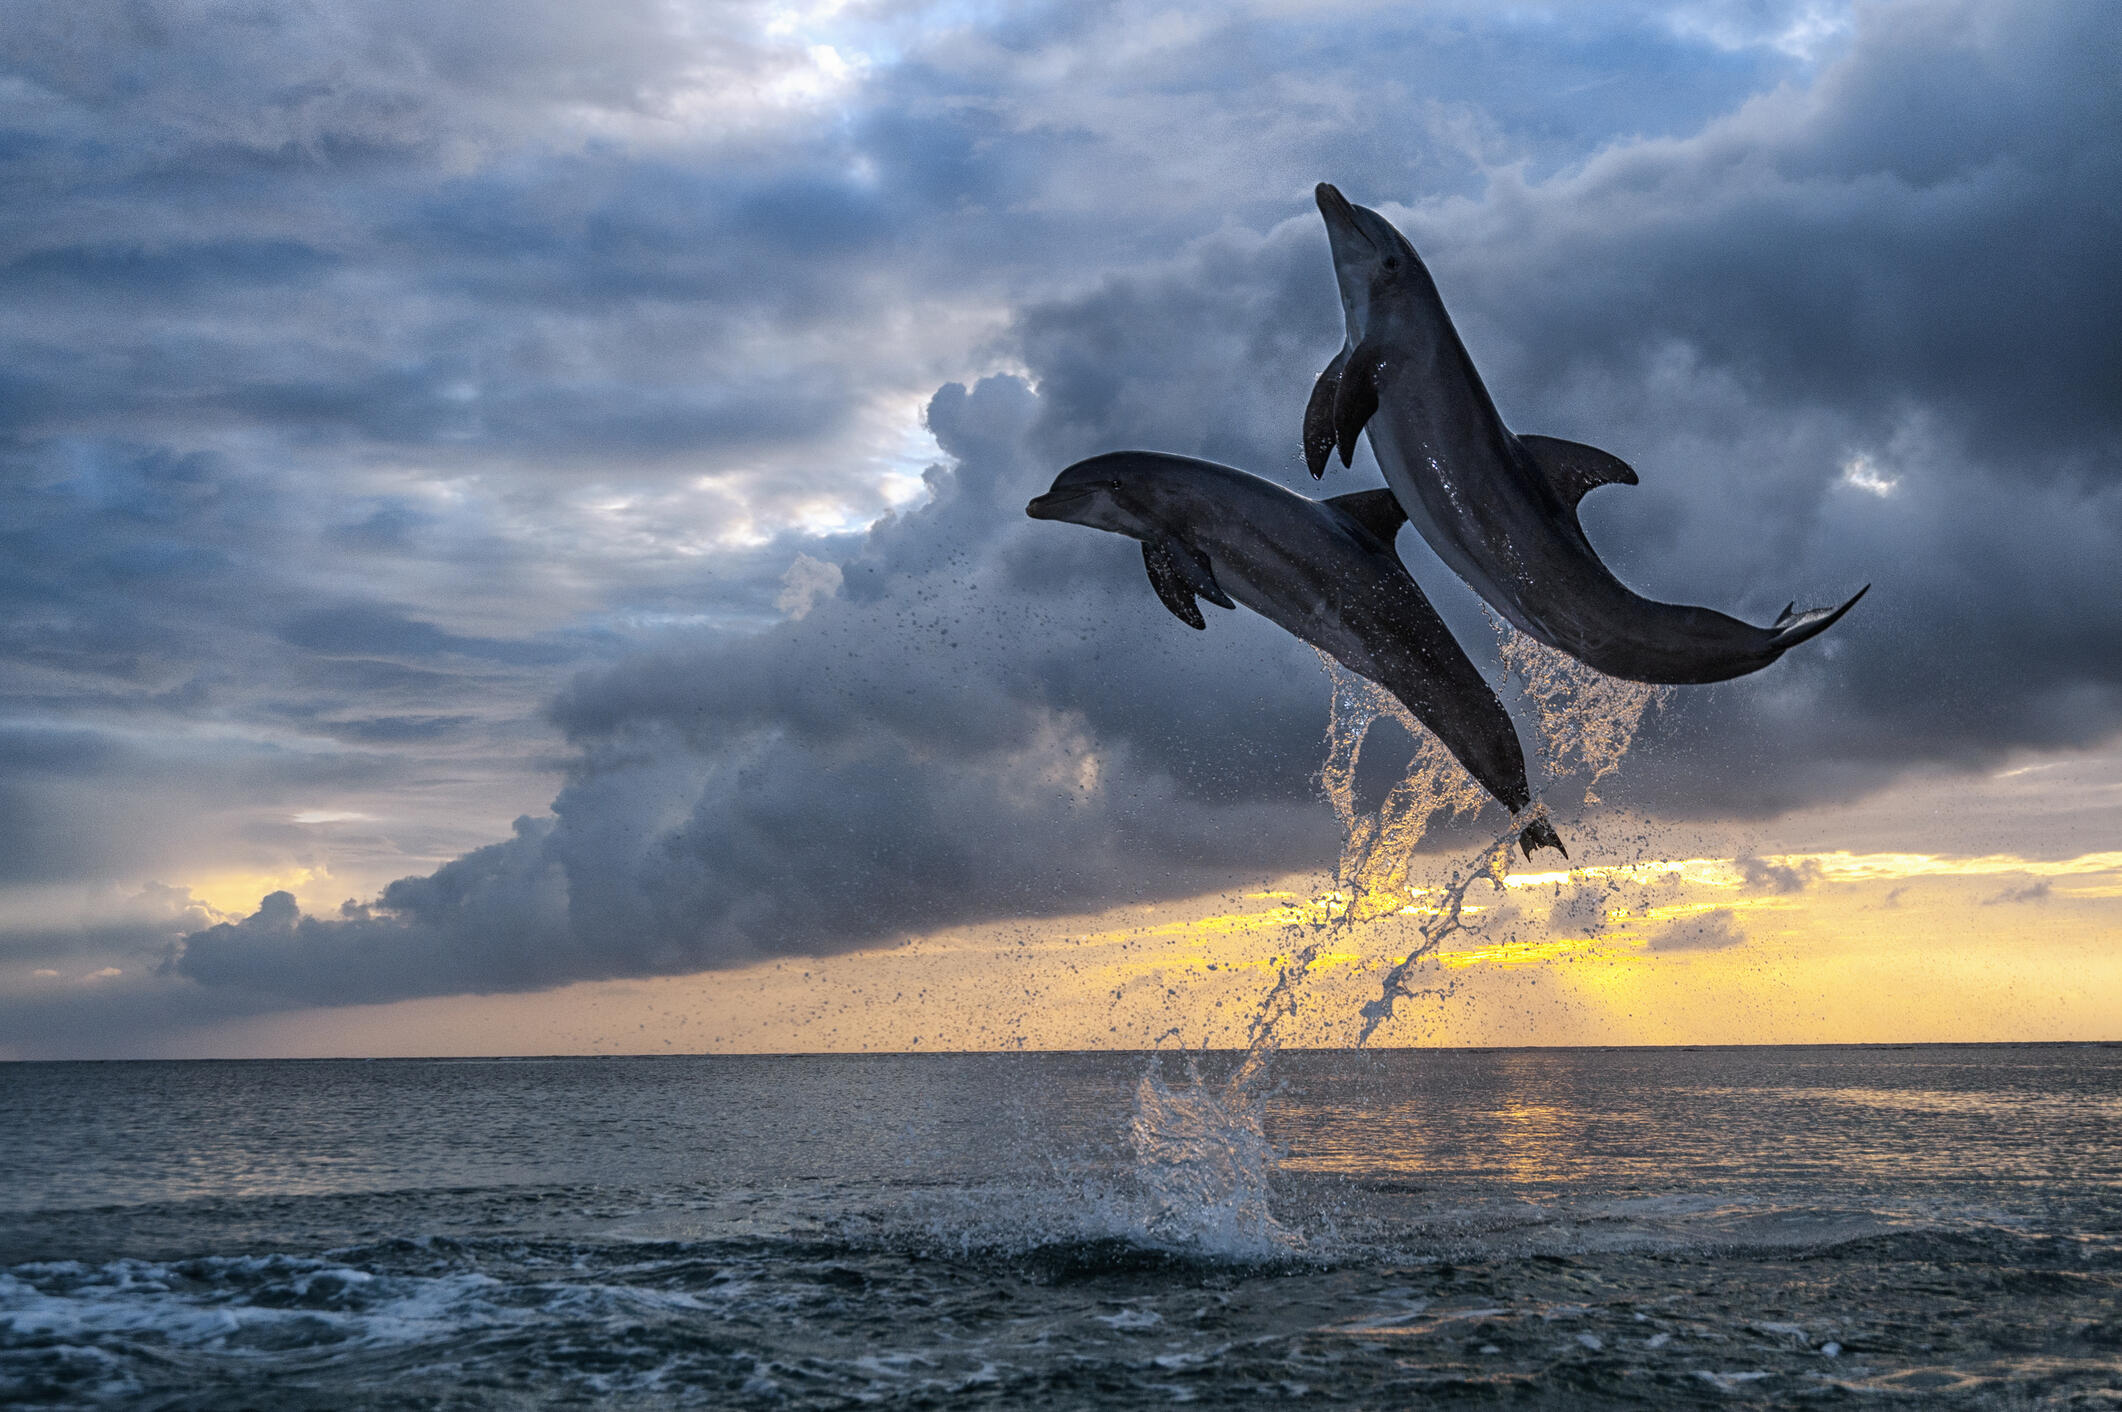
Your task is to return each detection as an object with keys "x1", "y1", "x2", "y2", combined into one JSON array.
[
  {"x1": 173, "y1": 374, "x2": 1342, "y2": 1004},
  {"x1": 0, "y1": 0, "x2": 2116, "y2": 1032}
]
